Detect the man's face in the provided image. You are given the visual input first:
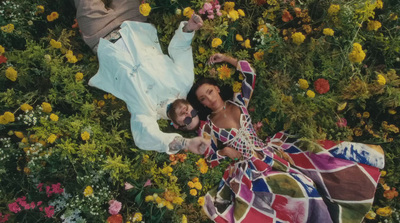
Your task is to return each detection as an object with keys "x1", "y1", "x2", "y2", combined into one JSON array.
[{"x1": 174, "y1": 103, "x2": 200, "y2": 131}]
